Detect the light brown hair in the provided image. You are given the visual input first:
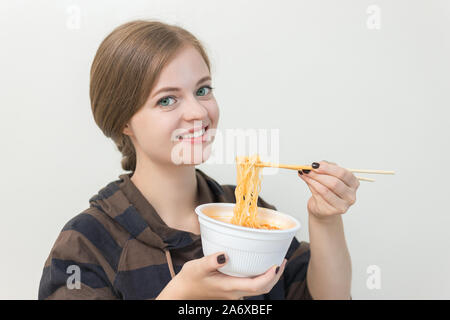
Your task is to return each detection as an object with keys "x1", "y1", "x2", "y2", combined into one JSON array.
[{"x1": 89, "y1": 20, "x2": 211, "y2": 172}]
